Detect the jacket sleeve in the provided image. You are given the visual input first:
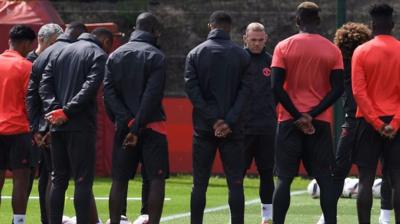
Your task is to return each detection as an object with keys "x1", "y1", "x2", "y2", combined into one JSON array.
[
  {"x1": 103, "y1": 56, "x2": 132, "y2": 124},
  {"x1": 352, "y1": 48, "x2": 384, "y2": 130},
  {"x1": 63, "y1": 53, "x2": 107, "y2": 117},
  {"x1": 224, "y1": 54, "x2": 253, "y2": 128},
  {"x1": 184, "y1": 53, "x2": 219, "y2": 126},
  {"x1": 130, "y1": 54, "x2": 166, "y2": 134},
  {"x1": 26, "y1": 62, "x2": 42, "y2": 132},
  {"x1": 39, "y1": 57, "x2": 61, "y2": 114}
]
